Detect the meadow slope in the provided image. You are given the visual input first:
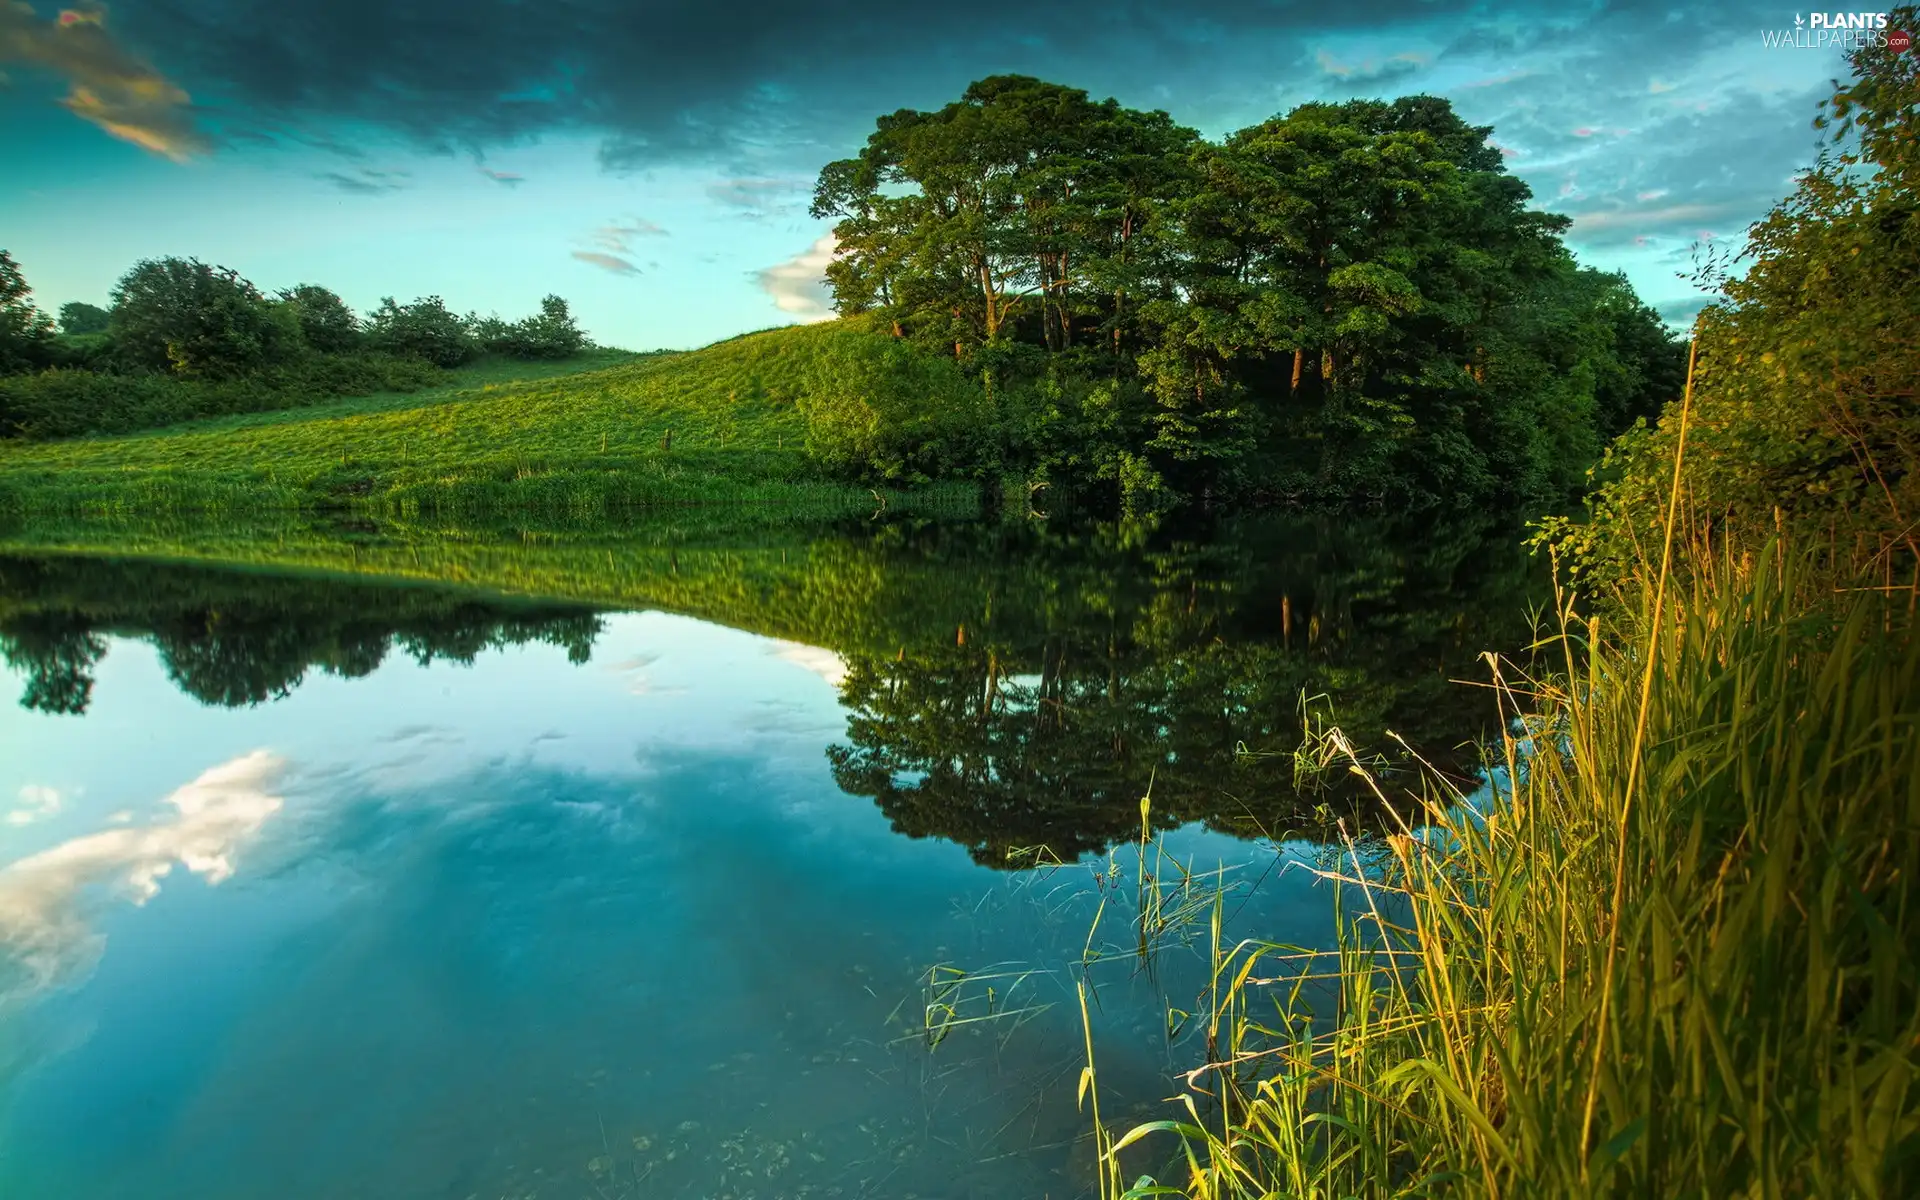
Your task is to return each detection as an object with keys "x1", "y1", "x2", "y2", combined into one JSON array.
[{"x1": 0, "y1": 322, "x2": 966, "y2": 517}]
